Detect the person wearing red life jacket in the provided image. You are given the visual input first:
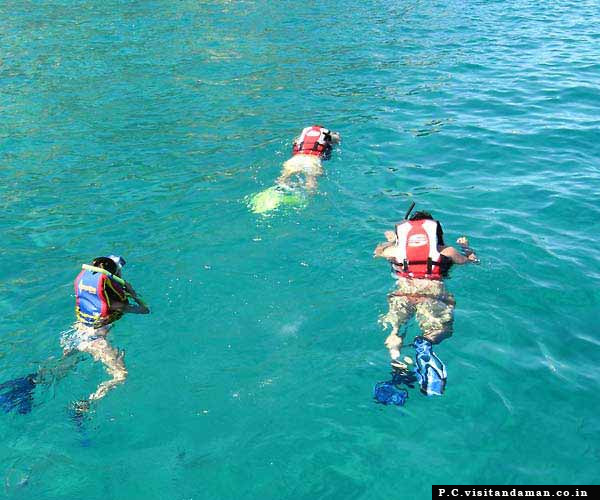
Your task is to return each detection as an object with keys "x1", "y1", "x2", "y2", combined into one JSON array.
[
  {"x1": 67, "y1": 255, "x2": 149, "y2": 410},
  {"x1": 373, "y1": 211, "x2": 477, "y2": 394},
  {"x1": 276, "y1": 125, "x2": 340, "y2": 191}
]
